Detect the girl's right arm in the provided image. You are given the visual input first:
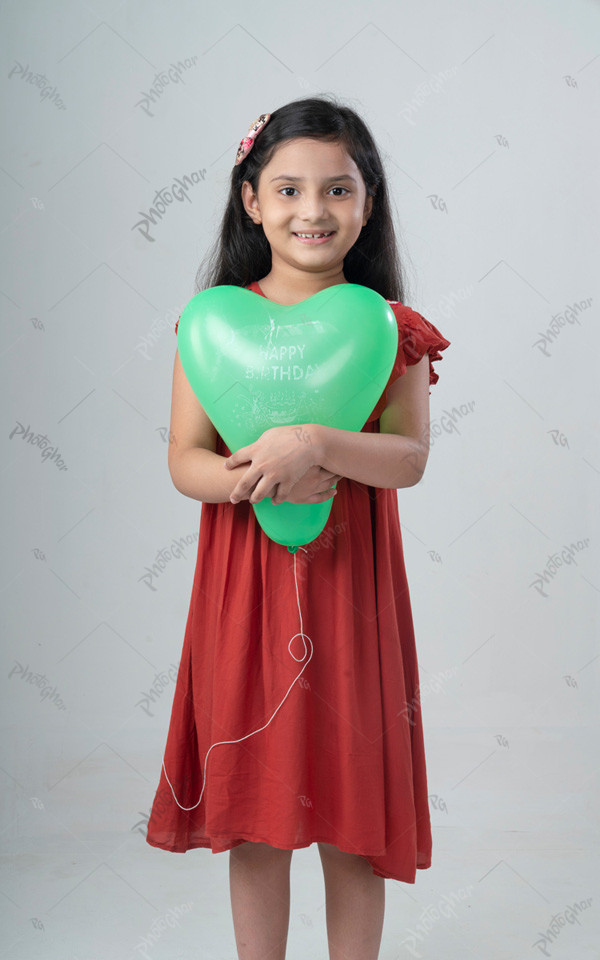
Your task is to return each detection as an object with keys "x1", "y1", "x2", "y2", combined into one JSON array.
[
  {"x1": 168, "y1": 349, "x2": 341, "y2": 505},
  {"x1": 168, "y1": 349, "x2": 249, "y2": 503}
]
